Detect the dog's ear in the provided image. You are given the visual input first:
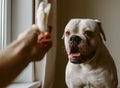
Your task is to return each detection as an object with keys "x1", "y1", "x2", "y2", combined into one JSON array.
[{"x1": 95, "y1": 19, "x2": 106, "y2": 41}]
